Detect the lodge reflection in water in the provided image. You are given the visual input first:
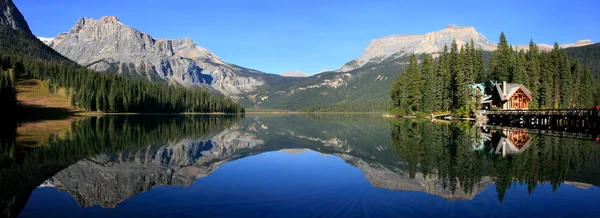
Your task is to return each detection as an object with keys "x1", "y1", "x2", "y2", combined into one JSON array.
[{"x1": 1, "y1": 115, "x2": 599, "y2": 217}]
